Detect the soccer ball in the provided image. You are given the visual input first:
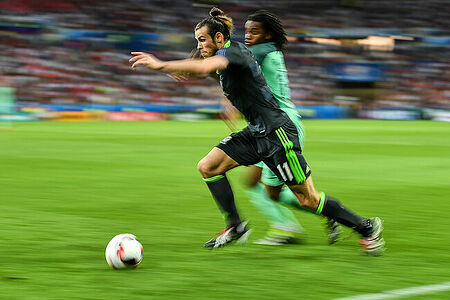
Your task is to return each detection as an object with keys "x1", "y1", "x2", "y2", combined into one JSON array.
[{"x1": 105, "y1": 233, "x2": 143, "y2": 269}]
